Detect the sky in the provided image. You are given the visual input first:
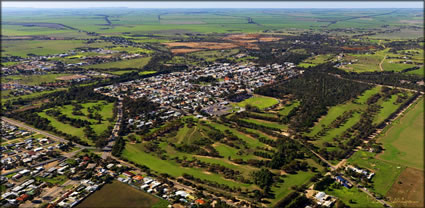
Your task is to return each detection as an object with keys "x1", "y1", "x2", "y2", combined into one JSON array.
[{"x1": 2, "y1": 1, "x2": 424, "y2": 9}]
